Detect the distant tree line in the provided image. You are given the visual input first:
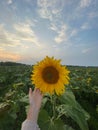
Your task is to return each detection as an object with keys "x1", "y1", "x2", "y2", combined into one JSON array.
[{"x1": 0, "y1": 61, "x2": 26, "y2": 66}]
